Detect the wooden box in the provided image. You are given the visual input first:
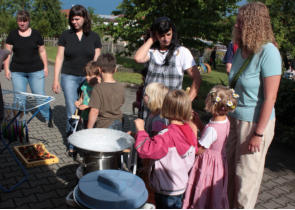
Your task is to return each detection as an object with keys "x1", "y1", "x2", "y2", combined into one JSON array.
[{"x1": 13, "y1": 143, "x2": 59, "y2": 168}]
